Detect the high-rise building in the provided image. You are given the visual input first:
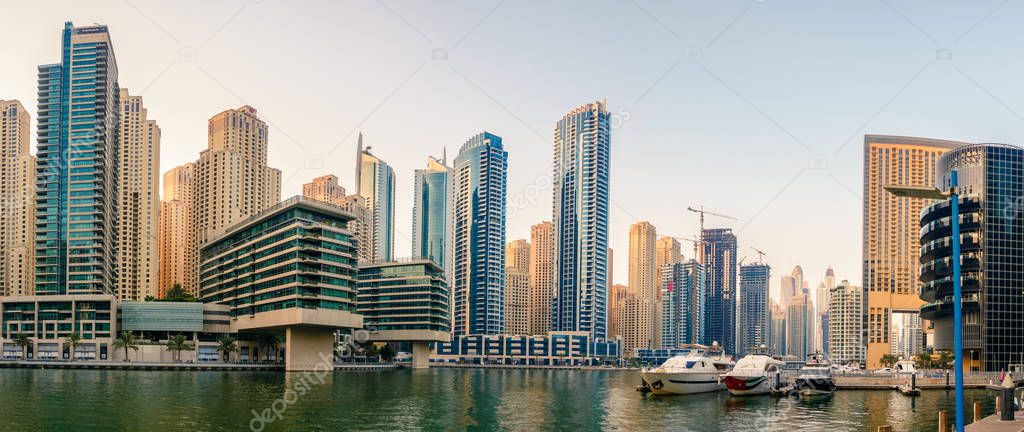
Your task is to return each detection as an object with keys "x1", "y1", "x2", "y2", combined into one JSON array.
[
  {"x1": 656, "y1": 236, "x2": 681, "y2": 268},
  {"x1": 158, "y1": 163, "x2": 194, "y2": 297},
  {"x1": 412, "y1": 154, "x2": 451, "y2": 276},
  {"x1": 608, "y1": 283, "x2": 629, "y2": 339},
  {"x1": 786, "y1": 294, "x2": 811, "y2": 359},
  {"x1": 302, "y1": 174, "x2": 346, "y2": 205},
  {"x1": 355, "y1": 133, "x2": 395, "y2": 262},
  {"x1": 0, "y1": 100, "x2": 35, "y2": 296},
  {"x1": 660, "y1": 260, "x2": 705, "y2": 348},
  {"x1": 190, "y1": 106, "x2": 281, "y2": 291},
  {"x1": 36, "y1": 22, "x2": 120, "y2": 295},
  {"x1": 738, "y1": 263, "x2": 771, "y2": 357},
  {"x1": 779, "y1": 274, "x2": 797, "y2": 307},
  {"x1": 505, "y1": 239, "x2": 530, "y2": 335},
  {"x1": 769, "y1": 300, "x2": 786, "y2": 357},
  {"x1": 451, "y1": 132, "x2": 507, "y2": 336},
  {"x1": 627, "y1": 222, "x2": 658, "y2": 350},
  {"x1": 703, "y1": 228, "x2": 737, "y2": 353},
  {"x1": 551, "y1": 100, "x2": 610, "y2": 340},
  {"x1": 300, "y1": 175, "x2": 373, "y2": 265},
  {"x1": 116, "y1": 90, "x2": 160, "y2": 301},
  {"x1": 829, "y1": 281, "x2": 864, "y2": 366},
  {"x1": 863, "y1": 134, "x2": 962, "y2": 368},
  {"x1": 920, "y1": 143, "x2": 1024, "y2": 372},
  {"x1": 814, "y1": 268, "x2": 834, "y2": 354},
  {"x1": 528, "y1": 221, "x2": 553, "y2": 335}
]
